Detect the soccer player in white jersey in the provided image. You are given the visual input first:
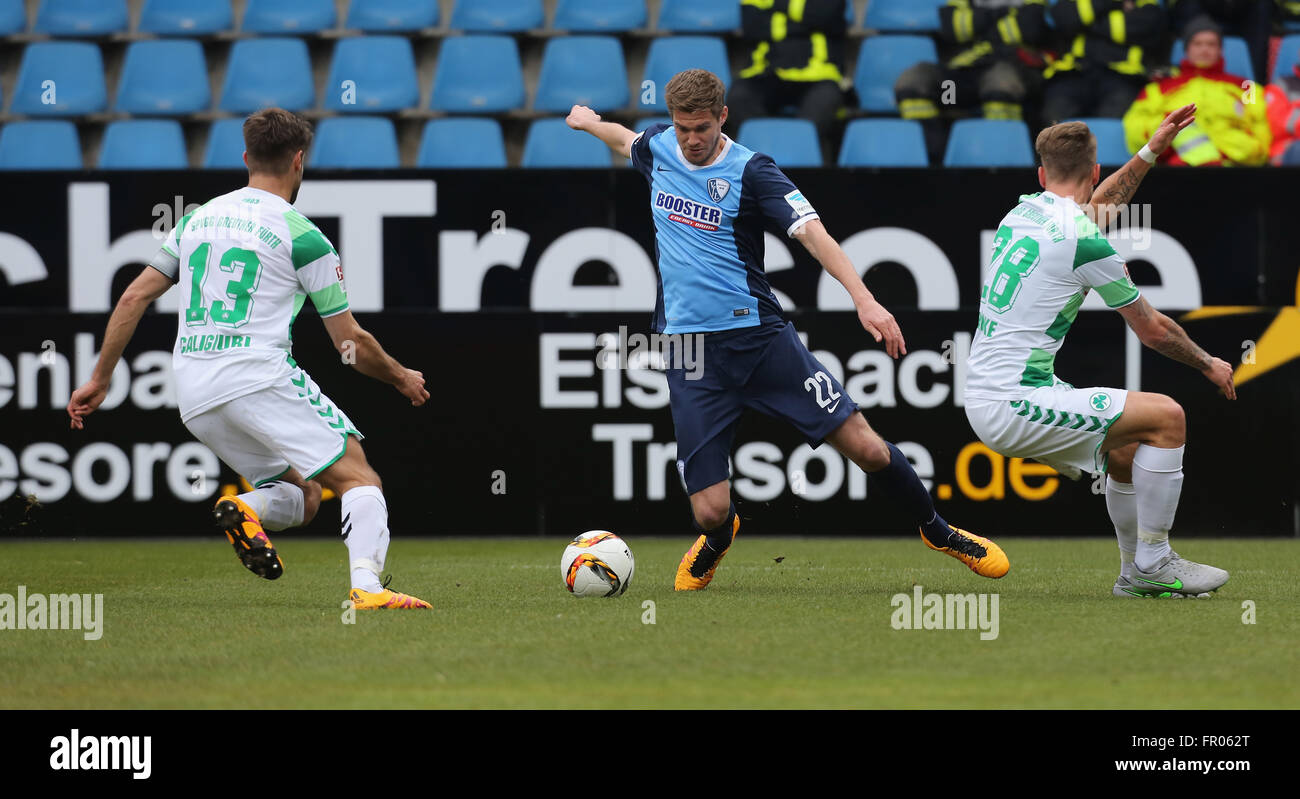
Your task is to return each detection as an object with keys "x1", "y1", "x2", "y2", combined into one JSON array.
[
  {"x1": 965, "y1": 105, "x2": 1237, "y2": 598},
  {"x1": 67, "y1": 109, "x2": 432, "y2": 609}
]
